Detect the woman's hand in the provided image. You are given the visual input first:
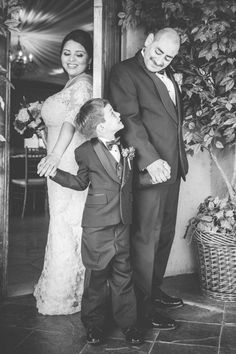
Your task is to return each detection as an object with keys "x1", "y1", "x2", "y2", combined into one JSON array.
[{"x1": 37, "y1": 153, "x2": 61, "y2": 177}]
